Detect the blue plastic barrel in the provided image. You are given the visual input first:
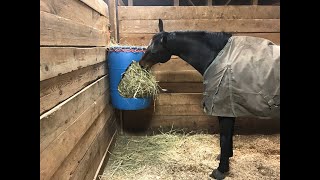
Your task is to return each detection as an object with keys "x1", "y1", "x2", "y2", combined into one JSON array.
[{"x1": 108, "y1": 46, "x2": 151, "y2": 110}]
